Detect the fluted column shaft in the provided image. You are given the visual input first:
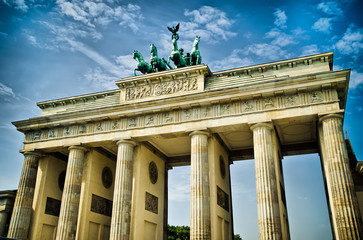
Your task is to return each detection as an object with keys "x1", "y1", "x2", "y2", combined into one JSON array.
[
  {"x1": 251, "y1": 123, "x2": 281, "y2": 240},
  {"x1": 7, "y1": 151, "x2": 41, "y2": 239},
  {"x1": 56, "y1": 146, "x2": 87, "y2": 240},
  {"x1": 190, "y1": 131, "x2": 211, "y2": 240},
  {"x1": 110, "y1": 140, "x2": 137, "y2": 240},
  {"x1": 319, "y1": 114, "x2": 363, "y2": 239}
]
